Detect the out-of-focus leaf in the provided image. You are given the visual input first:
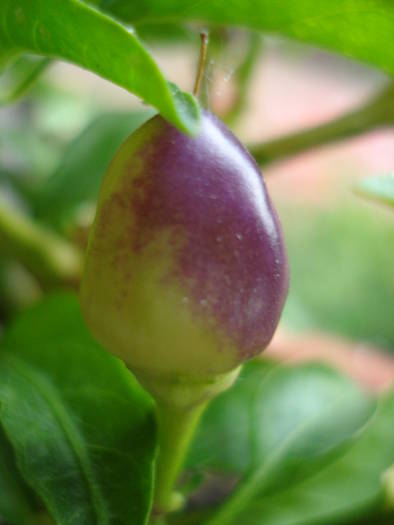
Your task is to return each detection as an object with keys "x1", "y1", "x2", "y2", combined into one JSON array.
[
  {"x1": 0, "y1": 258, "x2": 41, "y2": 315},
  {"x1": 0, "y1": 425, "x2": 40, "y2": 525},
  {"x1": 0, "y1": 55, "x2": 51, "y2": 106},
  {"x1": 356, "y1": 174, "x2": 394, "y2": 208},
  {"x1": 0, "y1": 122, "x2": 60, "y2": 183},
  {"x1": 35, "y1": 110, "x2": 154, "y2": 229},
  {"x1": 188, "y1": 360, "x2": 388, "y2": 525},
  {"x1": 186, "y1": 360, "x2": 275, "y2": 475},
  {"x1": 0, "y1": 50, "x2": 16, "y2": 72},
  {"x1": 91, "y1": 0, "x2": 394, "y2": 74},
  {"x1": 189, "y1": 361, "x2": 375, "y2": 525},
  {"x1": 0, "y1": 0, "x2": 200, "y2": 134},
  {"x1": 239, "y1": 391, "x2": 394, "y2": 525},
  {"x1": 1, "y1": 292, "x2": 92, "y2": 348},
  {"x1": 0, "y1": 79, "x2": 101, "y2": 198},
  {"x1": 0, "y1": 293, "x2": 157, "y2": 525},
  {"x1": 136, "y1": 23, "x2": 195, "y2": 43},
  {"x1": 281, "y1": 204, "x2": 394, "y2": 350},
  {"x1": 245, "y1": 365, "x2": 375, "y2": 491},
  {"x1": 189, "y1": 361, "x2": 375, "y2": 482}
]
